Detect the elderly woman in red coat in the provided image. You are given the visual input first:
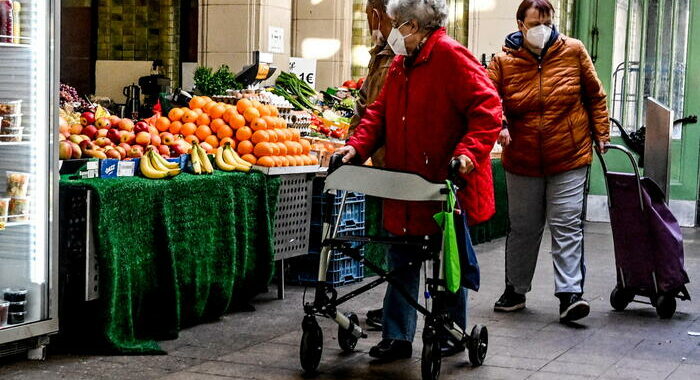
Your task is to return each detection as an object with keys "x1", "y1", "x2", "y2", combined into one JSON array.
[{"x1": 336, "y1": 0, "x2": 502, "y2": 361}]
